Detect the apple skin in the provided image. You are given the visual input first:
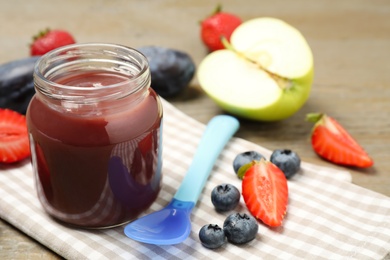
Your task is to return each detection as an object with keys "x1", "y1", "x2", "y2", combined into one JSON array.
[
  {"x1": 197, "y1": 17, "x2": 314, "y2": 121},
  {"x1": 204, "y1": 64, "x2": 313, "y2": 121}
]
